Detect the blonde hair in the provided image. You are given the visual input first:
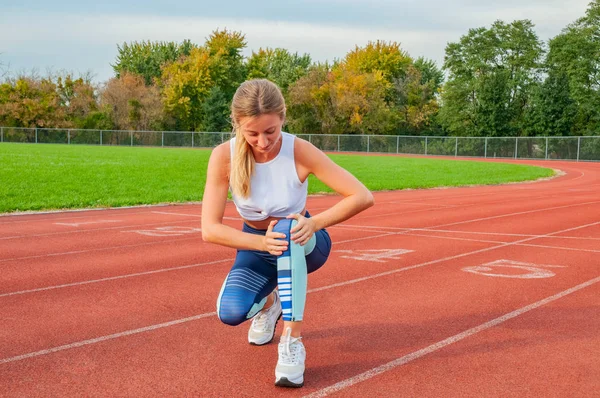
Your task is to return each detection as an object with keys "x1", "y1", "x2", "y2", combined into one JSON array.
[{"x1": 229, "y1": 79, "x2": 286, "y2": 198}]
